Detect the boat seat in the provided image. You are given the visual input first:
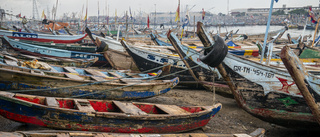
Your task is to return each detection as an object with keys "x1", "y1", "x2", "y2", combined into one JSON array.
[
  {"x1": 30, "y1": 70, "x2": 45, "y2": 75},
  {"x1": 85, "y1": 69, "x2": 108, "y2": 77},
  {"x1": 0, "y1": 92, "x2": 15, "y2": 98},
  {"x1": 113, "y1": 101, "x2": 147, "y2": 115},
  {"x1": 4, "y1": 55, "x2": 18, "y2": 62},
  {"x1": 64, "y1": 73, "x2": 83, "y2": 80},
  {"x1": 63, "y1": 67, "x2": 78, "y2": 74},
  {"x1": 90, "y1": 76, "x2": 106, "y2": 81},
  {"x1": 107, "y1": 72, "x2": 123, "y2": 78},
  {"x1": 155, "y1": 104, "x2": 191, "y2": 115},
  {"x1": 74, "y1": 99, "x2": 95, "y2": 112},
  {"x1": 4, "y1": 59, "x2": 18, "y2": 66},
  {"x1": 127, "y1": 73, "x2": 143, "y2": 78},
  {"x1": 45, "y1": 97, "x2": 59, "y2": 108}
]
